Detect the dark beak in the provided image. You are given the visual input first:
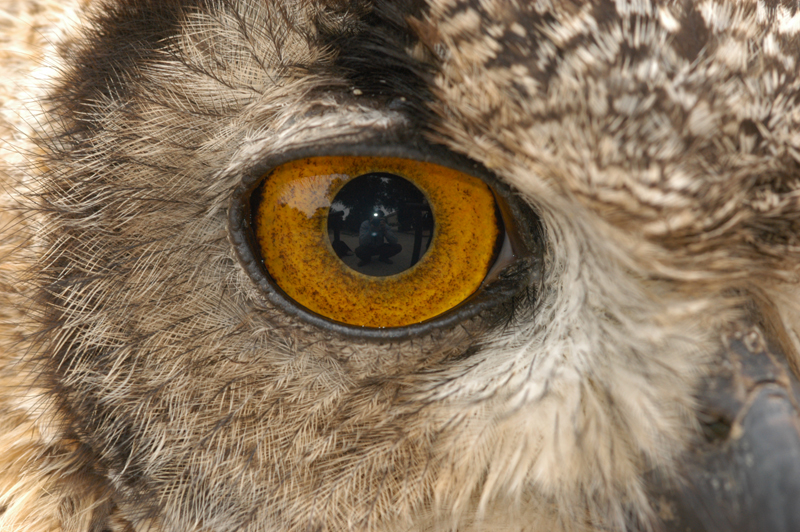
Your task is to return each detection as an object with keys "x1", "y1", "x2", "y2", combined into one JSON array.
[{"x1": 651, "y1": 324, "x2": 800, "y2": 532}]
